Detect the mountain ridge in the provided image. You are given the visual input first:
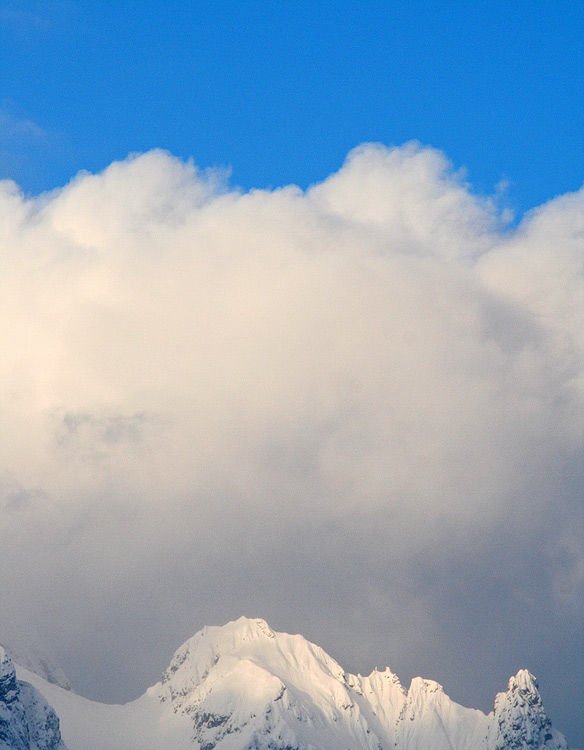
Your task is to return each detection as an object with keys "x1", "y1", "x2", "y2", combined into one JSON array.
[{"x1": 8, "y1": 617, "x2": 570, "y2": 750}]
